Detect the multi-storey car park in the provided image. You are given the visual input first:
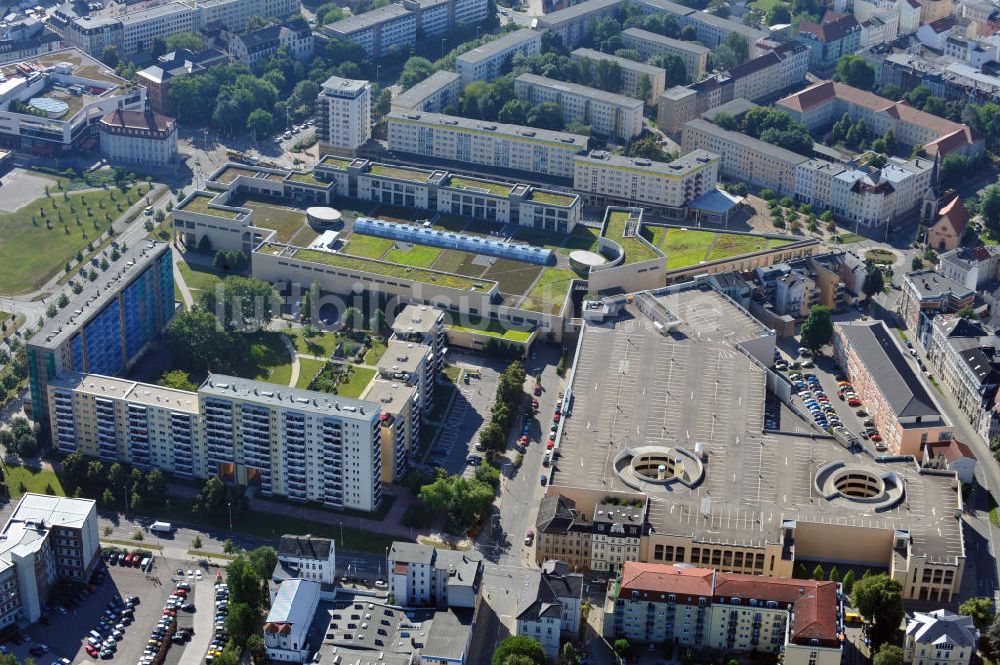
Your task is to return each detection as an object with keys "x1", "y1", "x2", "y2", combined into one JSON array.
[
  {"x1": 539, "y1": 282, "x2": 966, "y2": 603},
  {"x1": 0, "y1": 48, "x2": 145, "y2": 155}
]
